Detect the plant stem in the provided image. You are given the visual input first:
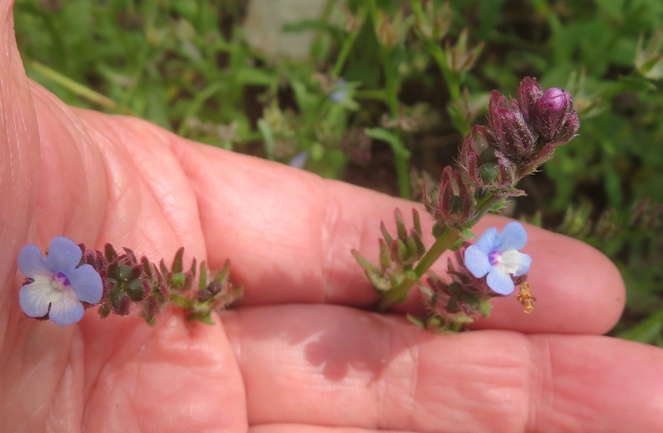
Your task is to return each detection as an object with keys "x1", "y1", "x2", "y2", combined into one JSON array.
[
  {"x1": 376, "y1": 228, "x2": 462, "y2": 311},
  {"x1": 408, "y1": 0, "x2": 468, "y2": 135},
  {"x1": 332, "y1": 7, "x2": 368, "y2": 78},
  {"x1": 26, "y1": 59, "x2": 134, "y2": 115},
  {"x1": 414, "y1": 228, "x2": 462, "y2": 276},
  {"x1": 367, "y1": 0, "x2": 411, "y2": 199}
]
